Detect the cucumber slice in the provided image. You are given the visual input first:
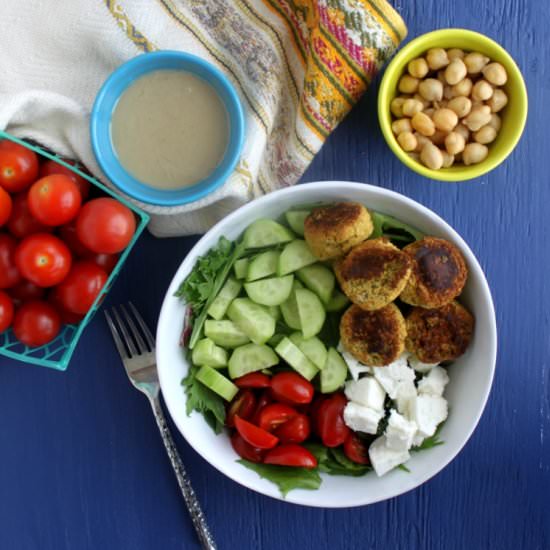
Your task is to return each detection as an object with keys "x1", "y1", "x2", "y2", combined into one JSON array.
[
  {"x1": 227, "y1": 298, "x2": 276, "y2": 344},
  {"x1": 326, "y1": 289, "x2": 350, "y2": 312},
  {"x1": 285, "y1": 210, "x2": 310, "y2": 236},
  {"x1": 204, "y1": 320, "x2": 250, "y2": 348},
  {"x1": 320, "y1": 348, "x2": 348, "y2": 393},
  {"x1": 207, "y1": 277, "x2": 242, "y2": 320},
  {"x1": 278, "y1": 240, "x2": 318, "y2": 276},
  {"x1": 196, "y1": 365, "x2": 238, "y2": 401},
  {"x1": 295, "y1": 288, "x2": 326, "y2": 339},
  {"x1": 246, "y1": 250, "x2": 280, "y2": 281},
  {"x1": 274, "y1": 337, "x2": 318, "y2": 381},
  {"x1": 263, "y1": 305, "x2": 281, "y2": 321},
  {"x1": 233, "y1": 258, "x2": 249, "y2": 280},
  {"x1": 268, "y1": 333, "x2": 285, "y2": 347},
  {"x1": 244, "y1": 275, "x2": 294, "y2": 306},
  {"x1": 228, "y1": 343, "x2": 279, "y2": 379},
  {"x1": 191, "y1": 338, "x2": 228, "y2": 368},
  {"x1": 297, "y1": 264, "x2": 335, "y2": 305},
  {"x1": 243, "y1": 219, "x2": 294, "y2": 249},
  {"x1": 280, "y1": 285, "x2": 302, "y2": 330},
  {"x1": 289, "y1": 332, "x2": 328, "y2": 369}
]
